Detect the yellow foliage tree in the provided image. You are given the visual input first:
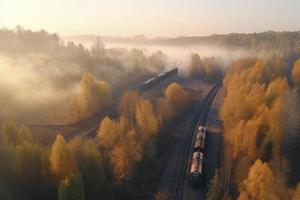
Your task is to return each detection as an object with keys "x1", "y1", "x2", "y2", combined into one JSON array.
[
  {"x1": 118, "y1": 91, "x2": 141, "y2": 130},
  {"x1": 49, "y1": 135, "x2": 76, "y2": 178},
  {"x1": 292, "y1": 58, "x2": 300, "y2": 86},
  {"x1": 238, "y1": 159, "x2": 279, "y2": 200},
  {"x1": 1, "y1": 121, "x2": 18, "y2": 145},
  {"x1": 165, "y1": 82, "x2": 188, "y2": 113},
  {"x1": 109, "y1": 130, "x2": 142, "y2": 190},
  {"x1": 155, "y1": 97, "x2": 175, "y2": 126},
  {"x1": 98, "y1": 117, "x2": 120, "y2": 149},
  {"x1": 221, "y1": 57, "x2": 291, "y2": 192},
  {"x1": 18, "y1": 124, "x2": 33, "y2": 144},
  {"x1": 292, "y1": 183, "x2": 300, "y2": 200},
  {"x1": 135, "y1": 99, "x2": 158, "y2": 137},
  {"x1": 74, "y1": 73, "x2": 112, "y2": 121}
]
